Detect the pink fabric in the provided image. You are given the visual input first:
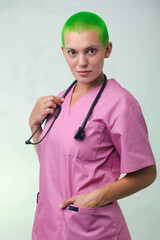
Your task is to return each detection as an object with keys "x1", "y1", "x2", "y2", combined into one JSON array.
[{"x1": 32, "y1": 78, "x2": 155, "y2": 240}]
